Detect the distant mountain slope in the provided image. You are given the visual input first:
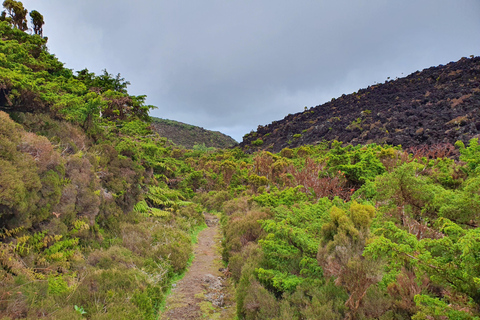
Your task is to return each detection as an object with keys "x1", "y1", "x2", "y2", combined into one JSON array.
[
  {"x1": 240, "y1": 56, "x2": 480, "y2": 152},
  {"x1": 150, "y1": 117, "x2": 238, "y2": 149}
]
